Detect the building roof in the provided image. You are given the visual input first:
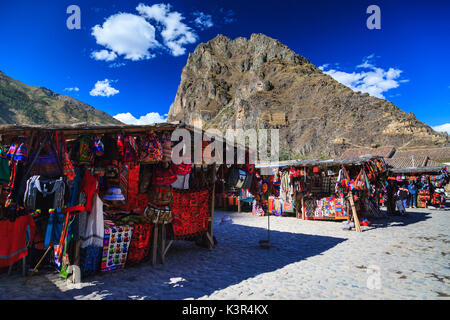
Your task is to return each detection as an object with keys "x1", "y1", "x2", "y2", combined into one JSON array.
[
  {"x1": 388, "y1": 166, "x2": 445, "y2": 175},
  {"x1": 392, "y1": 147, "x2": 450, "y2": 162},
  {"x1": 256, "y1": 155, "x2": 383, "y2": 169},
  {"x1": 339, "y1": 146, "x2": 396, "y2": 159},
  {"x1": 385, "y1": 156, "x2": 428, "y2": 168}
]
